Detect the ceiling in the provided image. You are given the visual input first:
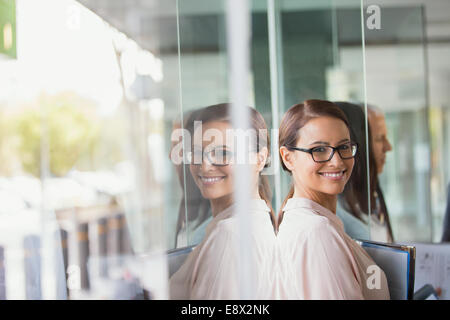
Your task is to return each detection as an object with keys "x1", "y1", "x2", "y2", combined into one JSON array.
[
  {"x1": 76, "y1": 0, "x2": 450, "y2": 110},
  {"x1": 77, "y1": 0, "x2": 450, "y2": 49}
]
